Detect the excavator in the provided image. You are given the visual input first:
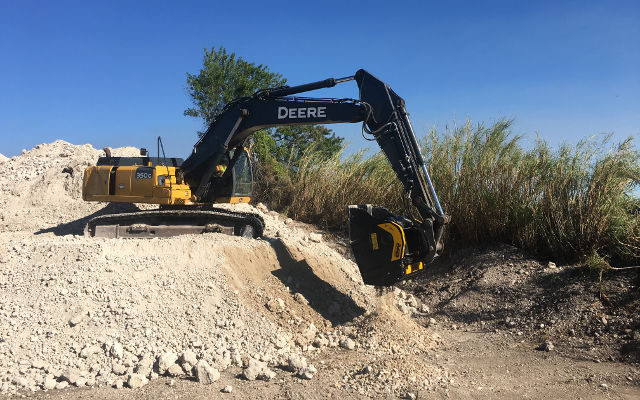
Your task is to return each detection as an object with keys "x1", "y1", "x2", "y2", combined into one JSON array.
[{"x1": 82, "y1": 69, "x2": 448, "y2": 286}]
